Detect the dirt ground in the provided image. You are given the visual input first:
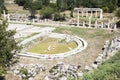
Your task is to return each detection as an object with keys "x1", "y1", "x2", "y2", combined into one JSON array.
[{"x1": 5, "y1": 27, "x2": 120, "y2": 80}]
